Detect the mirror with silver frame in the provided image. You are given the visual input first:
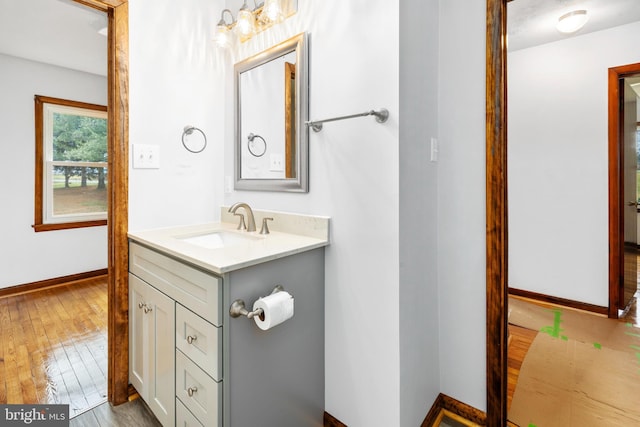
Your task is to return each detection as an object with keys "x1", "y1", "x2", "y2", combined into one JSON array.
[{"x1": 234, "y1": 32, "x2": 309, "y2": 192}]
